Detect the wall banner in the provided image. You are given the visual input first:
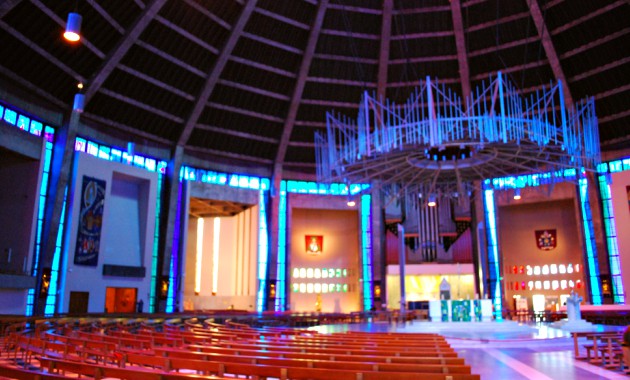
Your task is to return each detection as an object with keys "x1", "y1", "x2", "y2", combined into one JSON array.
[{"x1": 74, "y1": 176, "x2": 106, "y2": 266}]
